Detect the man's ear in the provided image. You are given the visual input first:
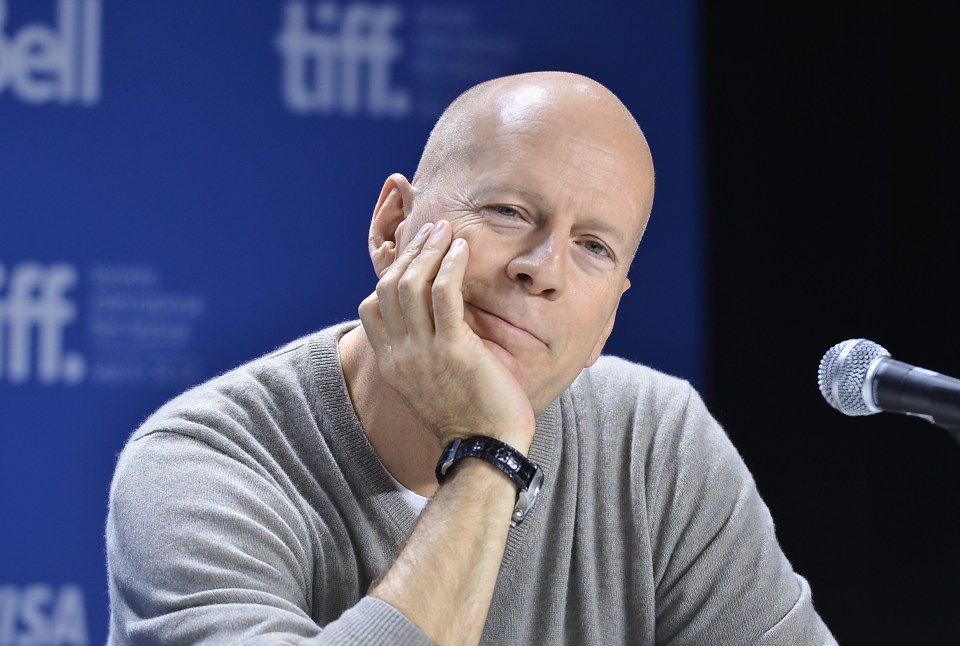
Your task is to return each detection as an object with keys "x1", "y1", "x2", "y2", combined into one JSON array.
[
  {"x1": 369, "y1": 173, "x2": 416, "y2": 277},
  {"x1": 585, "y1": 277, "x2": 631, "y2": 367}
]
